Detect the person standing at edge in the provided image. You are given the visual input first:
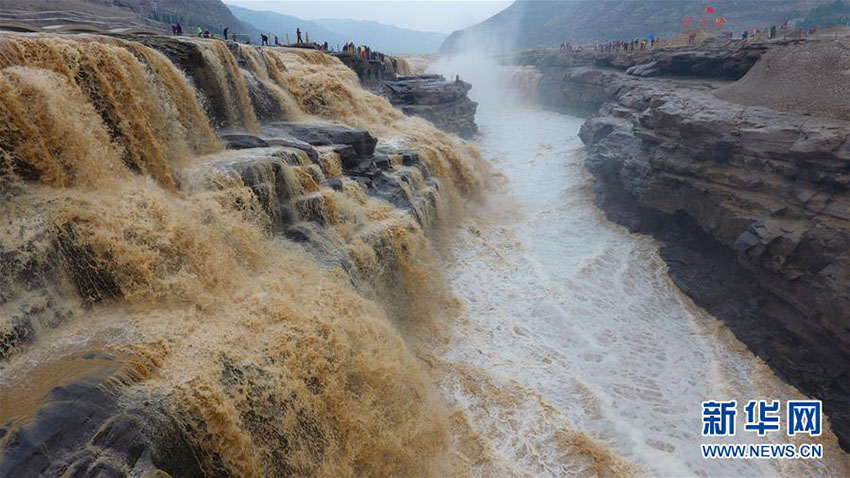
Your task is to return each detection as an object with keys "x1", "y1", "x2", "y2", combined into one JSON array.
[
  {"x1": 223, "y1": 27, "x2": 229, "y2": 41},
  {"x1": 297, "y1": 28, "x2": 303, "y2": 43}
]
